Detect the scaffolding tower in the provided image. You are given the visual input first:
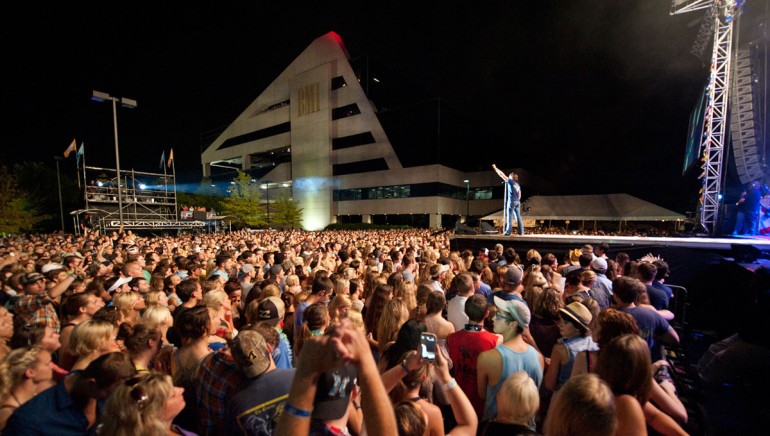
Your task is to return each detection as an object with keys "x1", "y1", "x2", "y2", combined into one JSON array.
[
  {"x1": 672, "y1": 0, "x2": 743, "y2": 234},
  {"x1": 79, "y1": 165, "x2": 205, "y2": 232}
]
